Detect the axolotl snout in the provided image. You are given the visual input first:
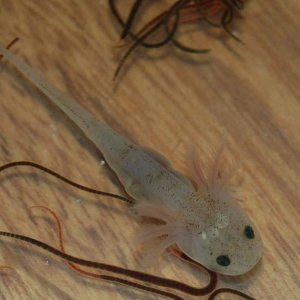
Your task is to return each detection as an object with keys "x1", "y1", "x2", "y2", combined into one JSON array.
[{"x1": 0, "y1": 44, "x2": 263, "y2": 276}]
